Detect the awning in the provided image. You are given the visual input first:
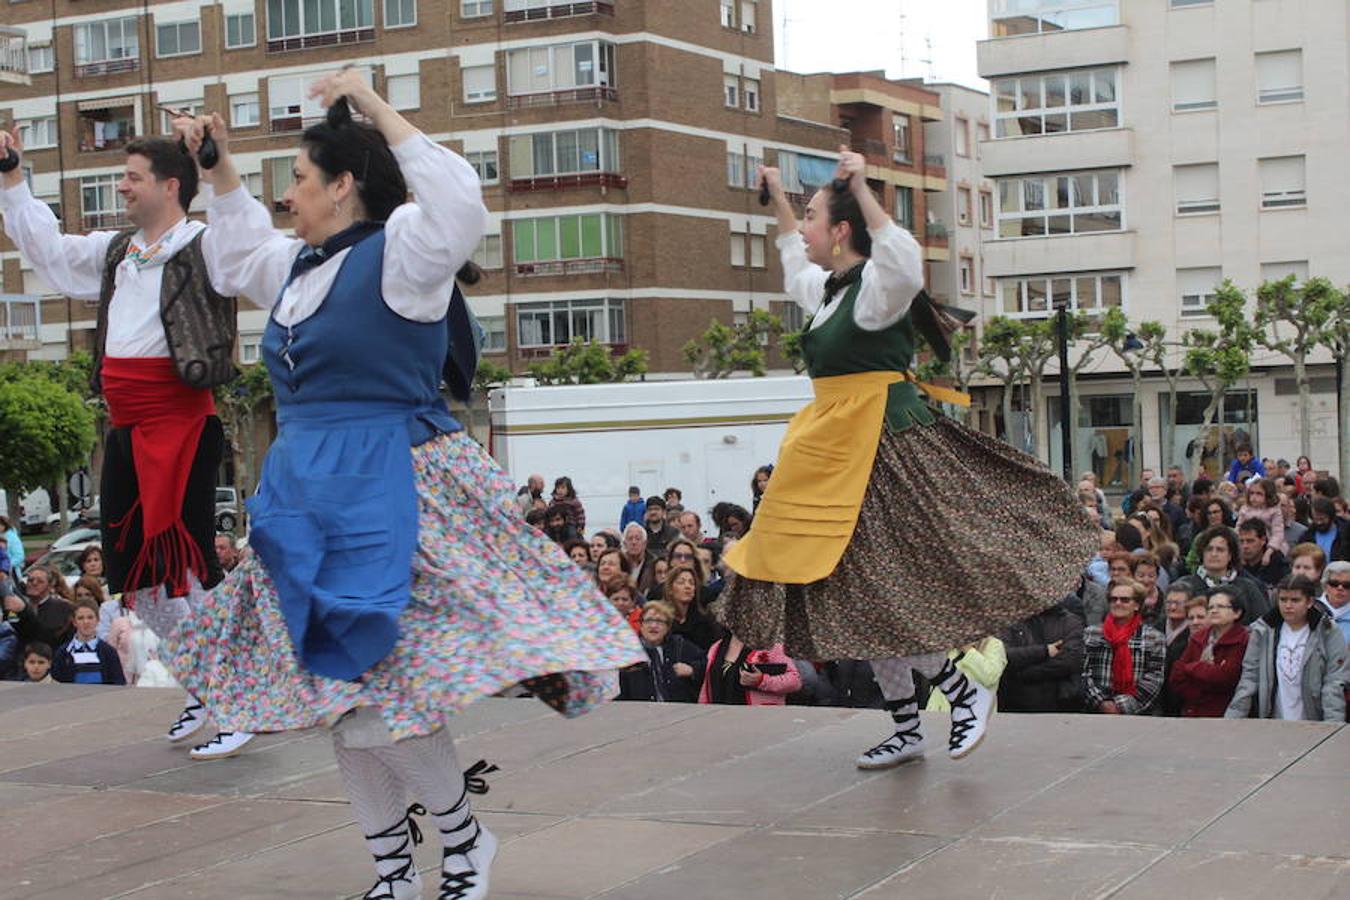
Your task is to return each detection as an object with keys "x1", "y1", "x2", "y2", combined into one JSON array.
[{"x1": 77, "y1": 95, "x2": 136, "y2": 112}]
